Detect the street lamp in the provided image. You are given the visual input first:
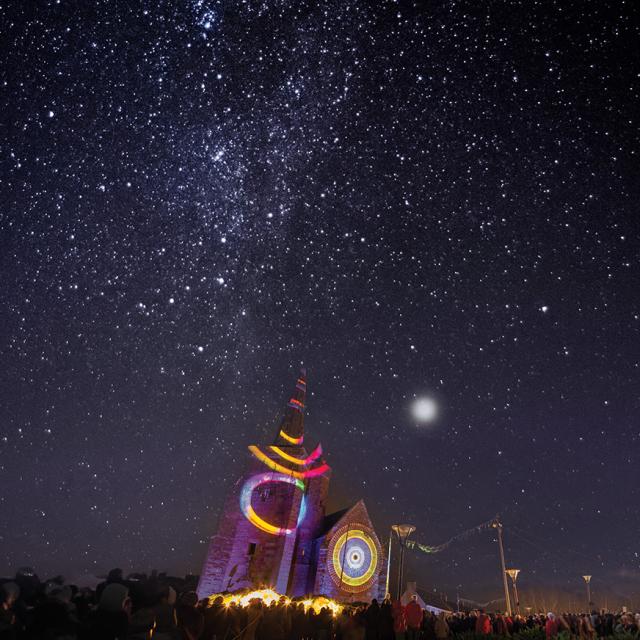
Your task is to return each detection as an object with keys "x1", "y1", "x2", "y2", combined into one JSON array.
[
  {"x1": 582, "y1": 575, "x2": 592, "y2": 611},
  {"x1": 392, "y1": 524, "x2": 416, "y2": 601},
  {"x1": 506, "y1": 569, "x2": 521, "y2": 615}
]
